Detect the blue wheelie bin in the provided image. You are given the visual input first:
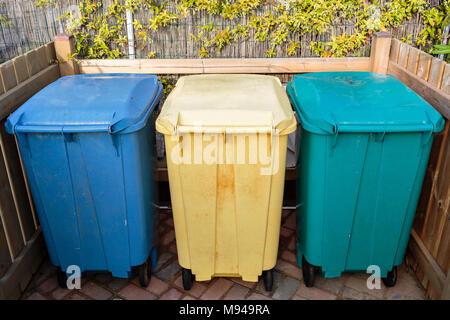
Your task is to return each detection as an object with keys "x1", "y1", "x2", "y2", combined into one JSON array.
[
  {"x1": 6, "y1": 74, "x2": 163, "y2": 287},
  {"x1": 287, "y1": 72, "x2": 444, "y2": 287}
]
